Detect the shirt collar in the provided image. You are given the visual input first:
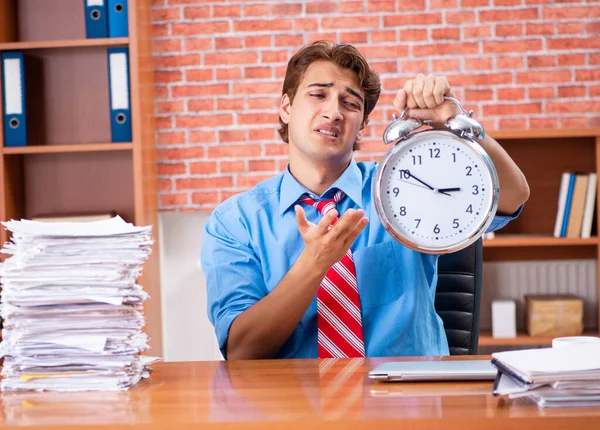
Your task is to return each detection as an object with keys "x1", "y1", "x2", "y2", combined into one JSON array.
[{"x1": 278, "y1": 159, "x2": 363, "y2": 216}]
